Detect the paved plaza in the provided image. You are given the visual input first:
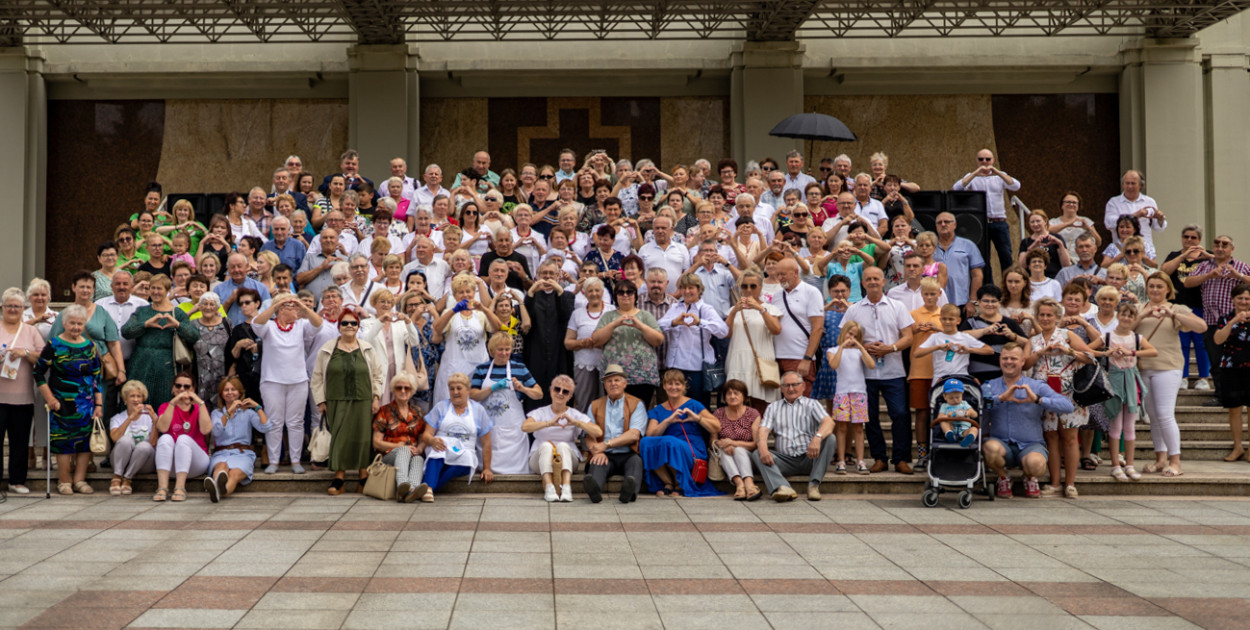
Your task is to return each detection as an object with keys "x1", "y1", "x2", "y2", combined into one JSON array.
[{"x1": 1, "y1": 492, "x2": 1249, "y2": 630}]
